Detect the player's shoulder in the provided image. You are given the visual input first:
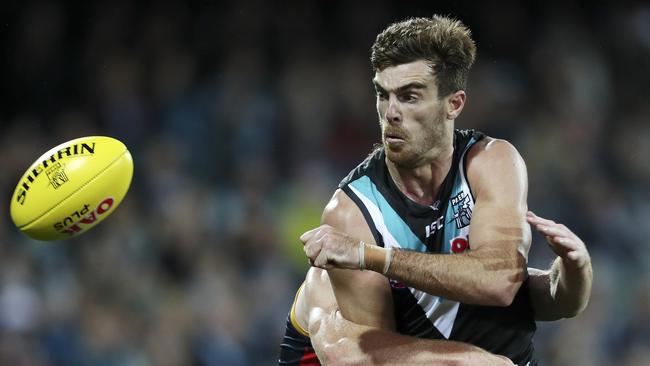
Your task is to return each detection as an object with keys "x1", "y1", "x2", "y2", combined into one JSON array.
[
  {"x1": 466, "y1": 136, "x2": 527, "y2": 195},
  {"x1": 467, "y1": 136, "x2": 524, "y2": 167},
  {"x1": 322, "y1": 189, "x2": 359, "y2": 222}
]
